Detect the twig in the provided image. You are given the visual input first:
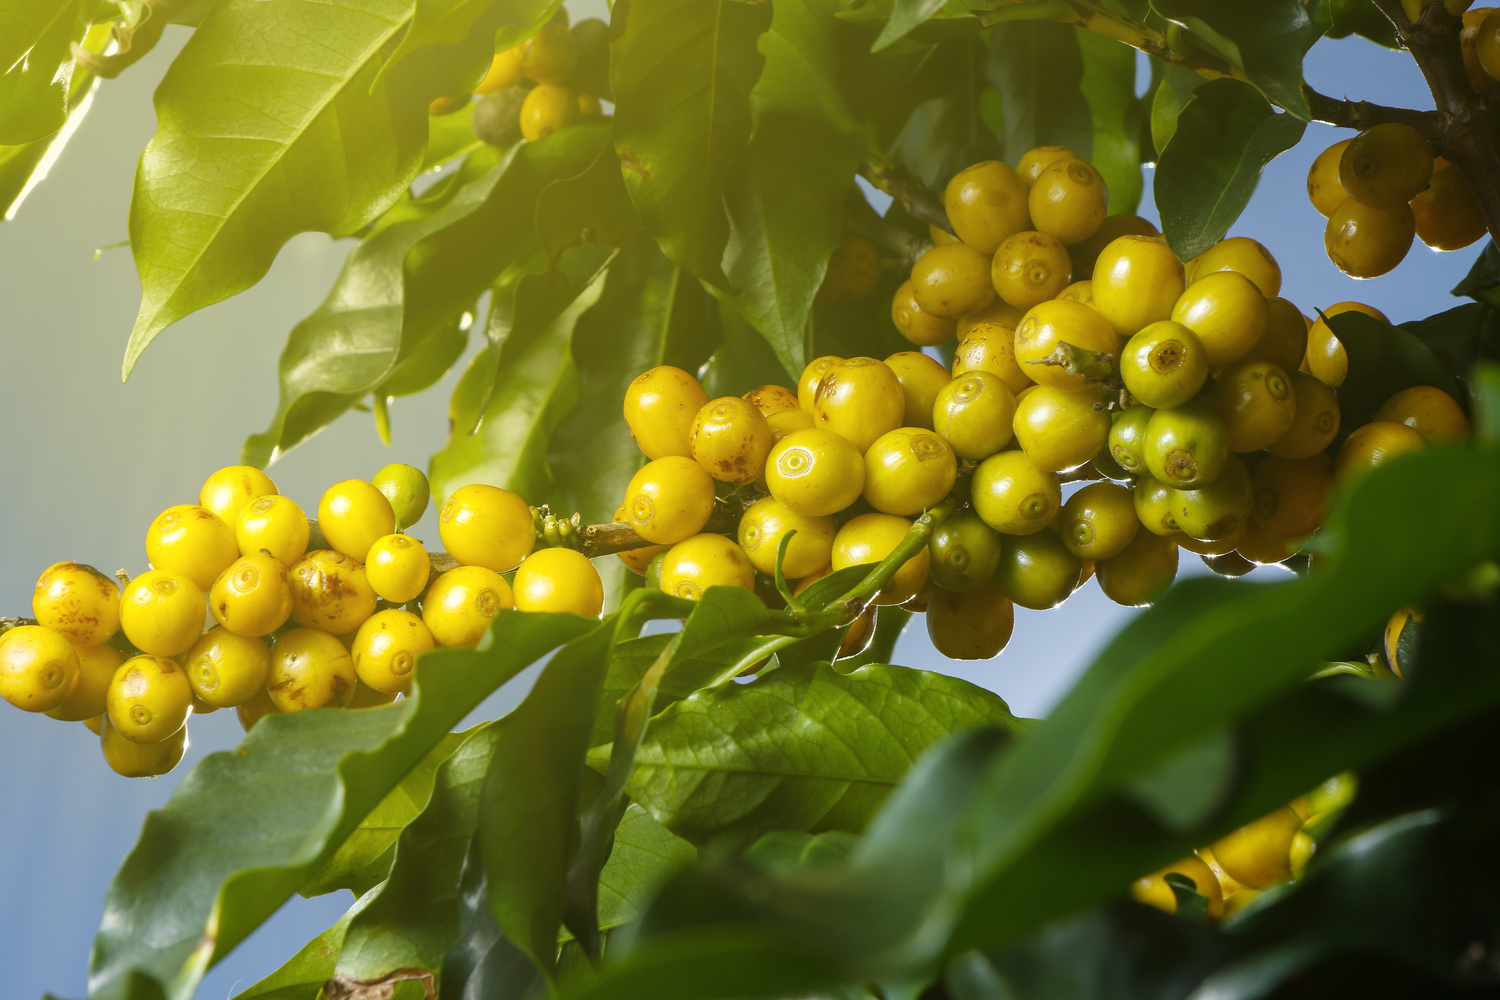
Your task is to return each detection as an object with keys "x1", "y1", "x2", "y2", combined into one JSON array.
[{"x1": 860, "y1": 158, "x2": 955, "y2": 233}]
